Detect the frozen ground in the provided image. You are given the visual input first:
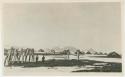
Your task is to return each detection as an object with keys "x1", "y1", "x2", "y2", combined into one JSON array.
[
  {"x1": 4, "y1": 55, "x2": 122, "y2": 75},
  {"x1": 4, "y1": 65, "x2": 122, "y2": 76},
  {"x1": 4, "y1": 66, "x2": 79, "y2": 75}
]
